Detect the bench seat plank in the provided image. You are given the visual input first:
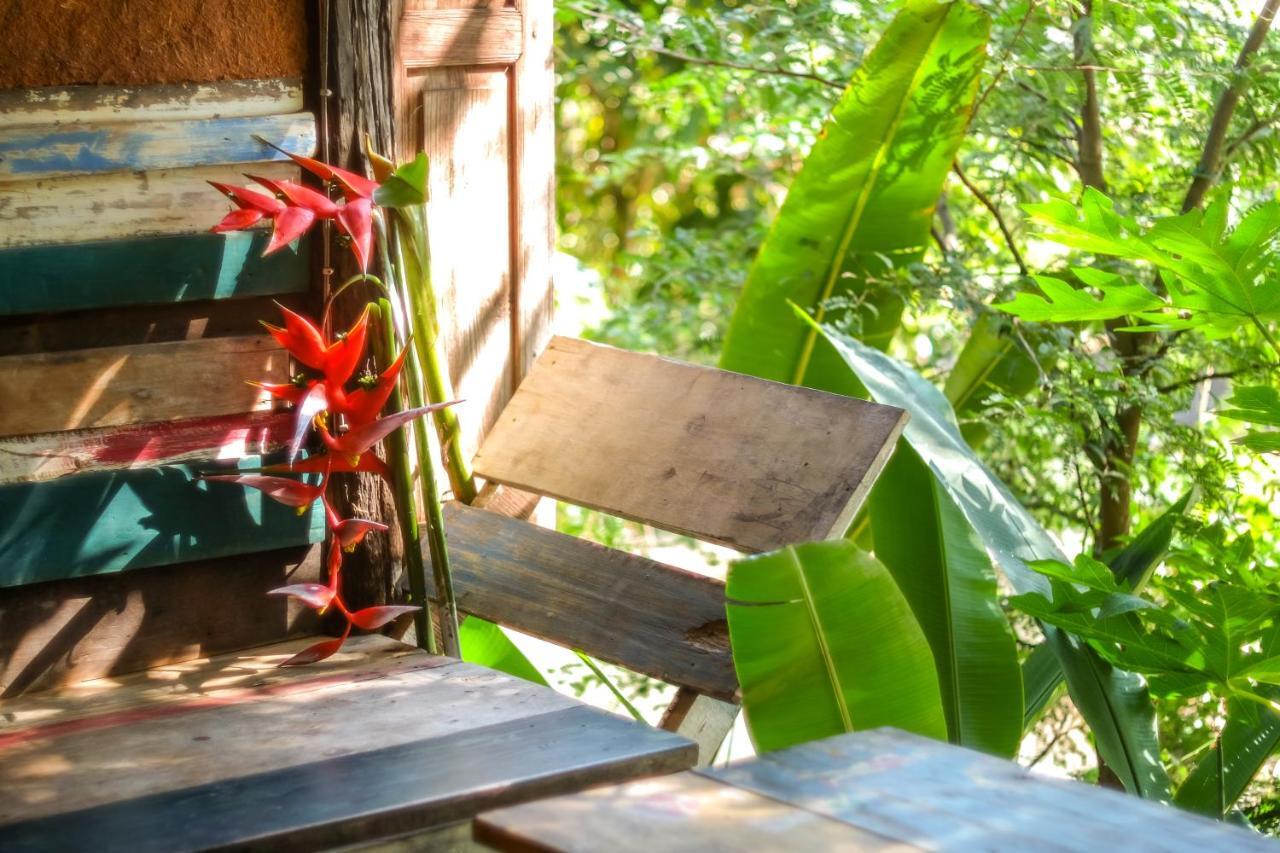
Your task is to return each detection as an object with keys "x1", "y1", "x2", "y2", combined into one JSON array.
[
  {"x1": 473, "y1": 336, "x2": 907, "y2": 553},
  {"x1": 0, "y1": 636, "x2": 696, "y2": 850},
  {"x1": 435, "y1": 501, "x2": 735, "y2": 701}
]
